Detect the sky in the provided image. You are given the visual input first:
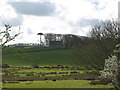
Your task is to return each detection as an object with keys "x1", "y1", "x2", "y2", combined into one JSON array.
[{"x1": 0, "y1": 0, "x2": 118, "y2": 44}]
